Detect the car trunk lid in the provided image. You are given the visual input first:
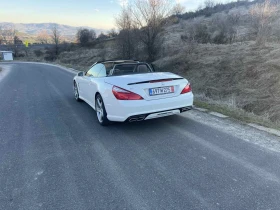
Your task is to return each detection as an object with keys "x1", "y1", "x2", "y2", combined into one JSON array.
[{"x1": 104, "y1": 72, "x2": 188, "y2": 100}]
